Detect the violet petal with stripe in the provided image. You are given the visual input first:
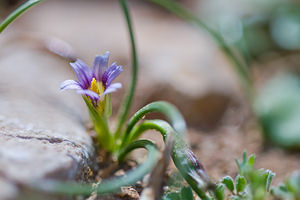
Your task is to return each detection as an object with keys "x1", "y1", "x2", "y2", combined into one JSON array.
[
  {"x1": 101, "y1": 83, "x2": 122, "y2": 96},
  {"x1": 102, "y1": 62, "x2": 123, "y2": 88},
  {"x1": 60, "y1": 80, "x2": 81, "y2": 91},
  {"x1": 92, "y1": 51, "x2": 110, "y2": 81},
  {"x1": 77, "y1": 89, "x2": 100, "y2": 101},
  {"x1": 70, "y1": 59, "x2": 92, "y2": 89}
]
